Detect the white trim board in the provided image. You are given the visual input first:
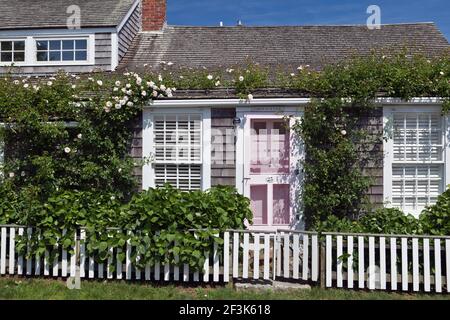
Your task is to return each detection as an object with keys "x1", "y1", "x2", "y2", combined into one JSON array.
[{"x1": 117, "y1": 0, "x2": 141, "y2": 32}]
